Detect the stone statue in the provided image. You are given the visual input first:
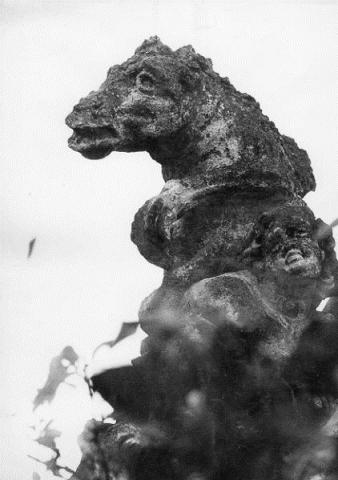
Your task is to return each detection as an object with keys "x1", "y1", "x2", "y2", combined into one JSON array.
[{"x1": 66, "y1": 37, "x2": 338, "y2": 479}]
